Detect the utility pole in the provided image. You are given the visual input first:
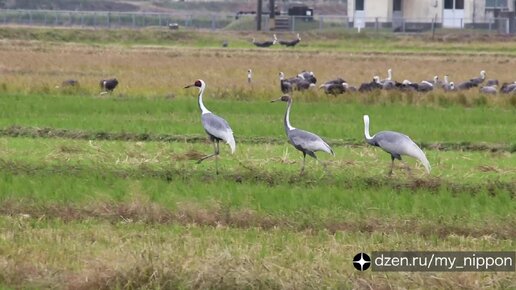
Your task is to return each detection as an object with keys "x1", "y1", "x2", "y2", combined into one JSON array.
[
  {"x1": 269, "y1": 0, "x2": 275, "y2": 31},
  {"x1": 257, "y1": 0, "x2": 262, "y2": 30}
]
